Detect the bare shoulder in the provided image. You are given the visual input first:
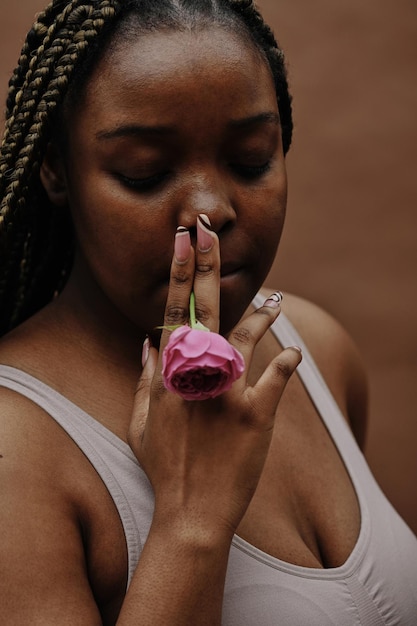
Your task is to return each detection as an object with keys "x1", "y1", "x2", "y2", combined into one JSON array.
[
  {"x1": 0, "y1": 386, "x2": 102, "y2": 623},
  {"x1": 263, "y1": 290, "x2": 369, "y2": 447},
  {"x1": 280, "y1": 292, "x2": 361, "y2": 365}
]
